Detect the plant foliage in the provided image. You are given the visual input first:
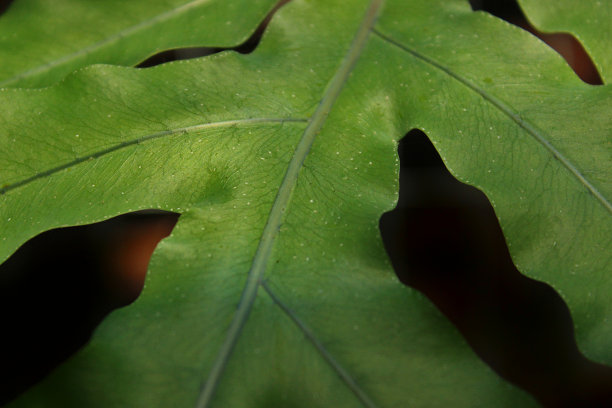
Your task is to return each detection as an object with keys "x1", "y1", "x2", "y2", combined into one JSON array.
[{"x1": 0, "y1": 0, "x2": 610, "y2": 406}]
